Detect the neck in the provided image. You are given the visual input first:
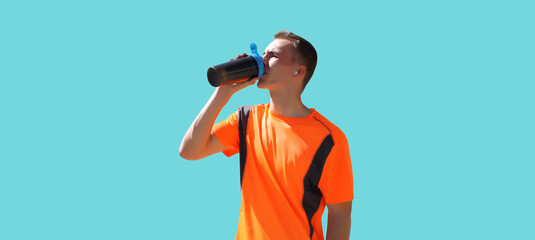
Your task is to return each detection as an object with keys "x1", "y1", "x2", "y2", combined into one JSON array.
[{"x1": 268, "y1": 88, "x2": 312, "y2": 118}]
